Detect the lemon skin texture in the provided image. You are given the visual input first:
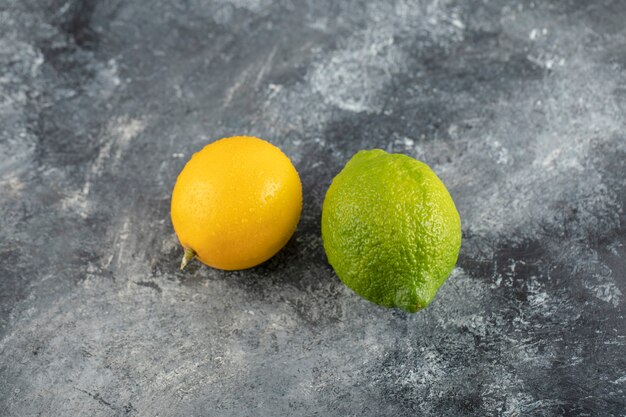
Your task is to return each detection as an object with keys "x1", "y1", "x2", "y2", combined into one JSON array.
[
  {"x1": 171, "y1": 136, "x2": 302, "y2": 270},
  {"x1": 321, "y1": 149, "x2": 461, "y2": 313}
]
